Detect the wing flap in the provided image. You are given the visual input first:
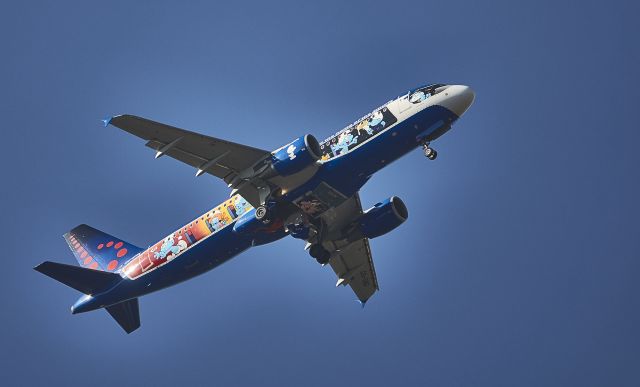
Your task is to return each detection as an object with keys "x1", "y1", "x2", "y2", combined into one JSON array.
[
  {"x1": 330, "y1": 238, "x2": 378, "y2": 303},
  {"x1": 144, "y1": 139, "x2": 234, "y2": 178}
]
